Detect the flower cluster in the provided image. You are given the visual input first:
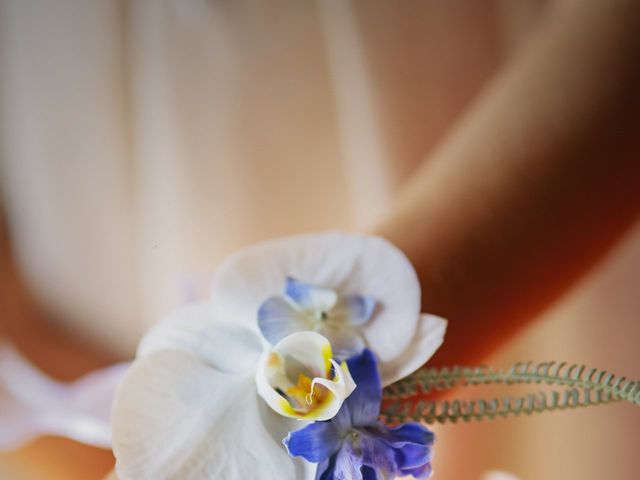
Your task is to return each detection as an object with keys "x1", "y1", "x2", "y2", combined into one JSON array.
[
  {"x1": 111, "y1": 232, "x2": 447, "y2": 480},
  {"x1": 285, "y1": 349, "x2": 435, "y2": 480}
]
